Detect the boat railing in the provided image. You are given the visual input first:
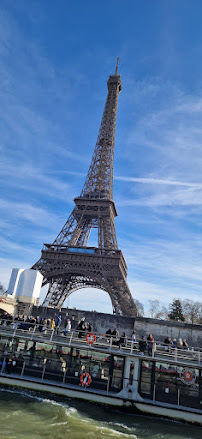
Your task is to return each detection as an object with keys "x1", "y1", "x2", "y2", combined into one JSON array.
[
  {"x1": 0, "y1": 353, "x2": 125, "y2": 395},
  {"x1": 0, "y1": 319, "x2": 201, "y2": 366}
]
